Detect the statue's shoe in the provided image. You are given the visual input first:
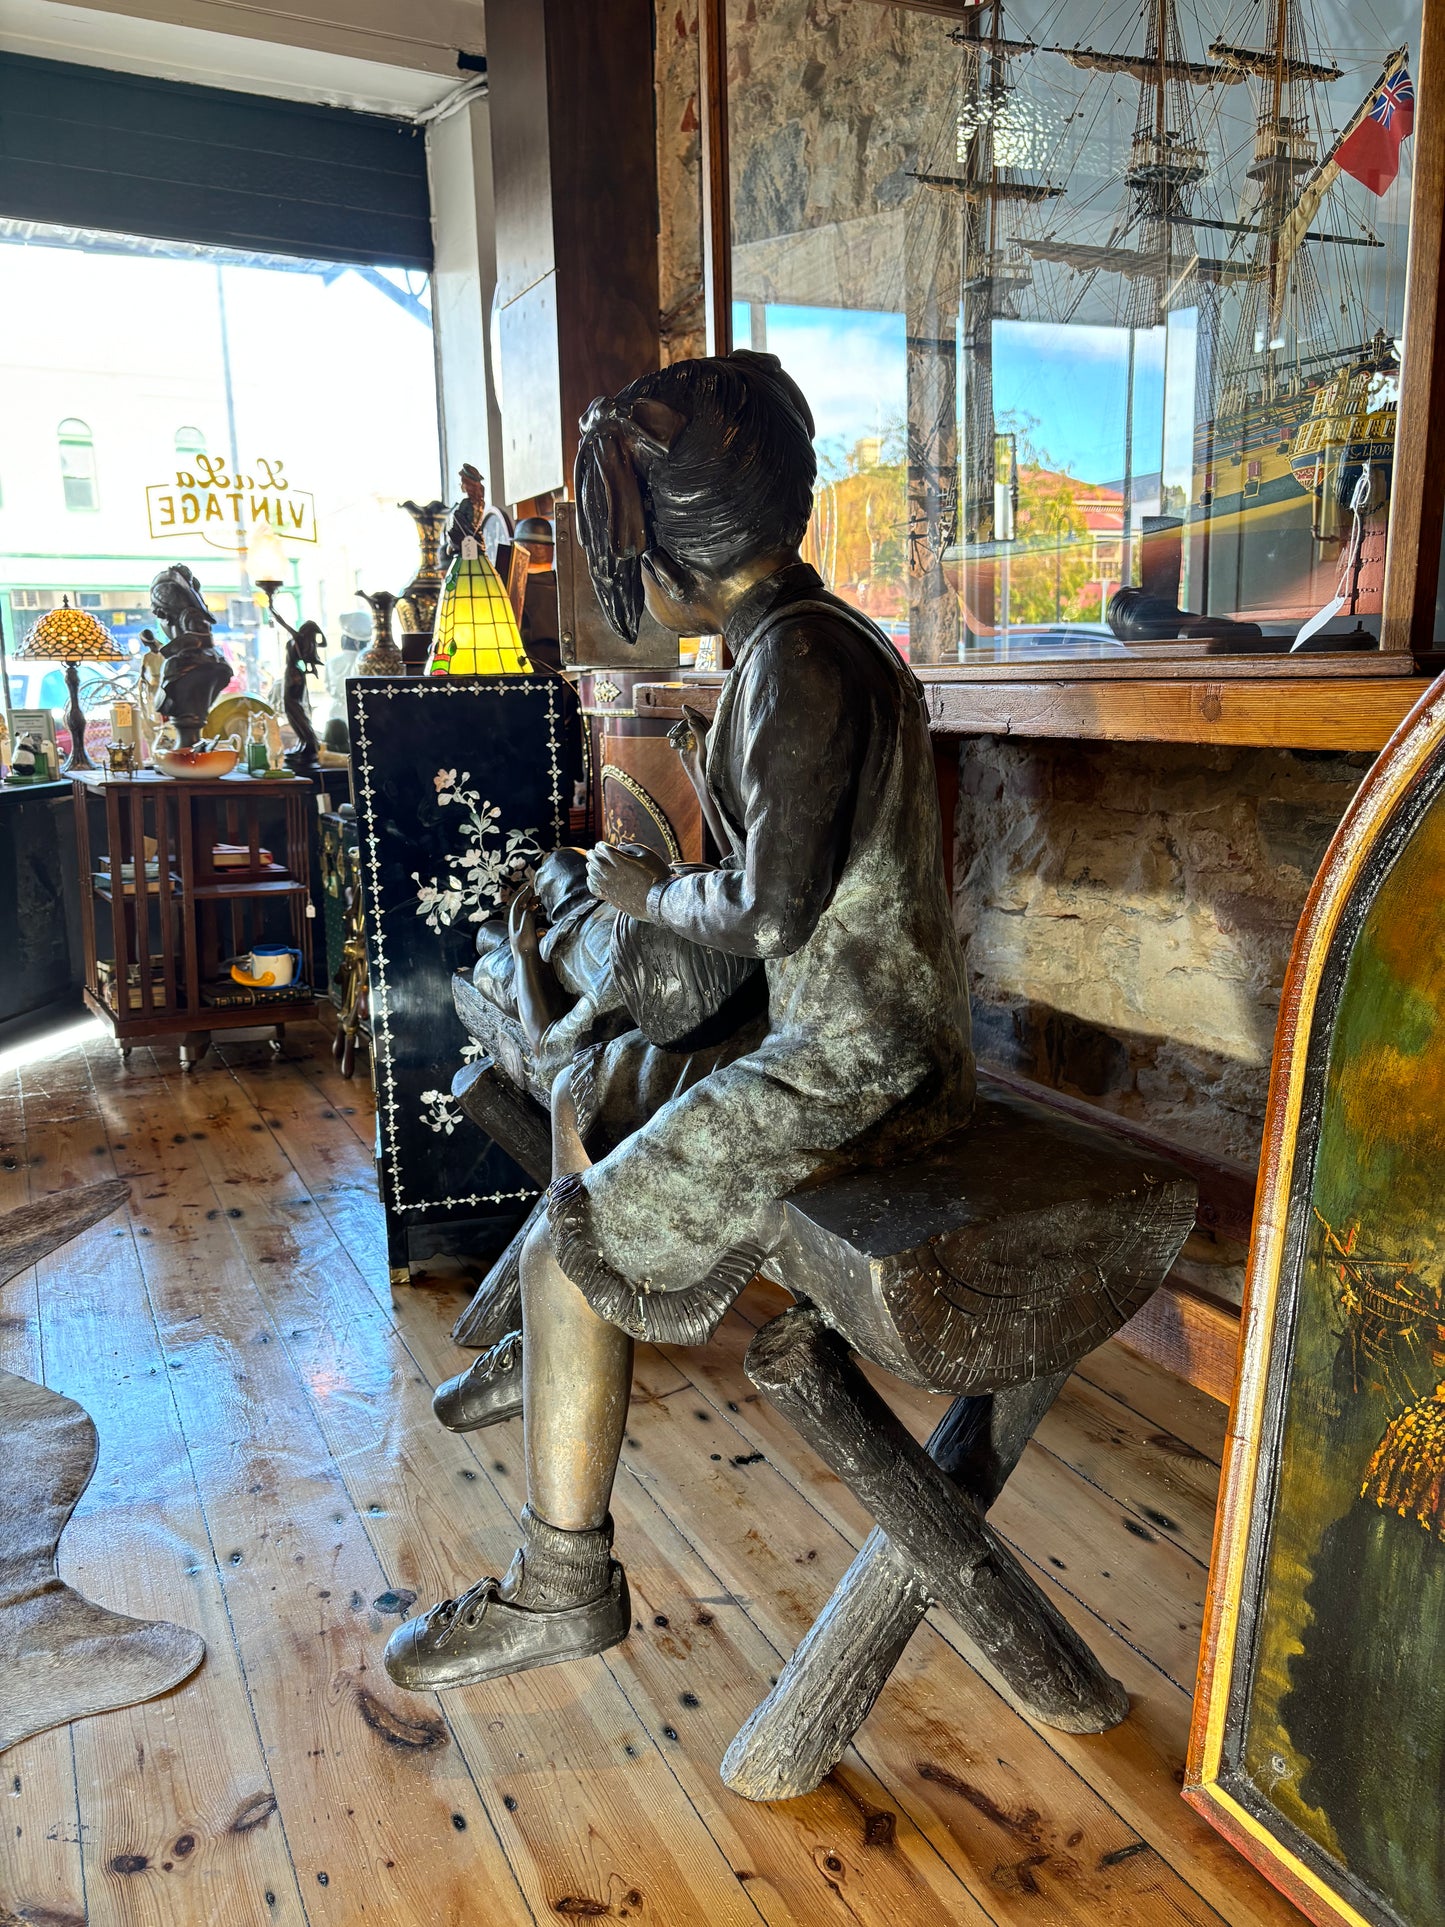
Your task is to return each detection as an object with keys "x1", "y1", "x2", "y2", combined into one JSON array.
[
  {"x1": 383, "y1": 1561, "x2": 629, "y2": 1691},
  {"x1": 432, "y1": 1330, "x2": 524, "y2": 1431}
]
